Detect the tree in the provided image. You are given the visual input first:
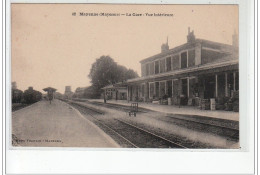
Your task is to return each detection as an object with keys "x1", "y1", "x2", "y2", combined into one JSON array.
[
  {"x1": 88, "y1": 55, "x2": 139, "y2": 98},
  {"x1": 125, "y1": 69, "x2": 139, "y2": 81},
  {"x1": 83, "y1": 86, "x2": 97, "y2": 99},
  {"x1": 23, "y1": 88, "x2": 42, "y2": 104}
]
